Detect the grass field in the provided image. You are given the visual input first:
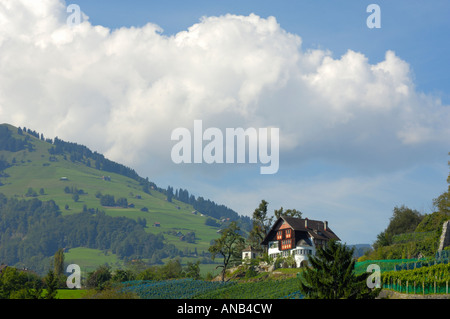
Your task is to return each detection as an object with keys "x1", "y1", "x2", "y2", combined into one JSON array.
[
  {"x1": 56, "y1": 289, "x2": 85, "y2": 299},
  {"x1": 0, "y1": 124, "x2": 224, "y2": 272},
  {"x1": 63, "y1": 247, "x2": 221, "y2": 278},
  {"x1": 64, "y1": 247, "x2": 125, "y2": 274}
]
